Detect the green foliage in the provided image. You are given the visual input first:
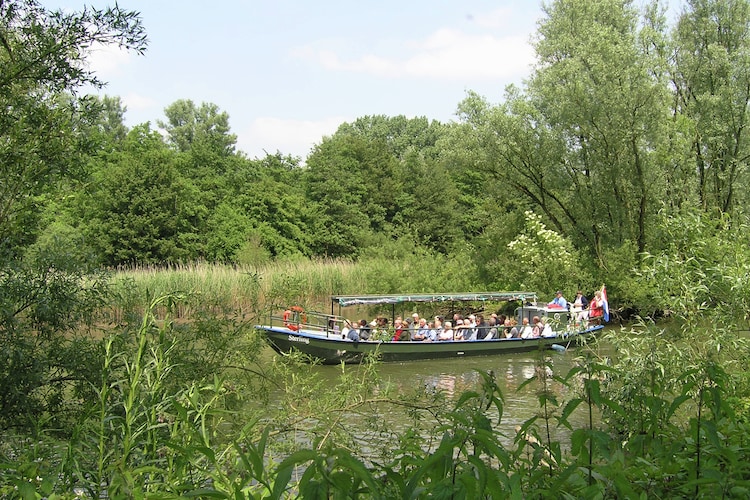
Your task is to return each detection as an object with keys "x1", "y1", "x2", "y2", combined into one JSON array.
[
  {"x1": 635, "y1": 208, "x2": 750, "y2": 320},
  {"x1": 0, "y1": 0, "x2": 146, "y2": 259},
  {"x1": 0, "y1": 253, "x2": 110, "y2": 431},
  {"x1": 79, "y1": 124, "x2": 202, "y2": 265},
  {"x1": 673, "y1": 0, "x2": 750, "y2": 215},
  {"x1": 159, "y1": 99, "x2": 237, "y2": 156},
  {"x1": 503, "y1": 211, "x2": 589, "y2": 296}
]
